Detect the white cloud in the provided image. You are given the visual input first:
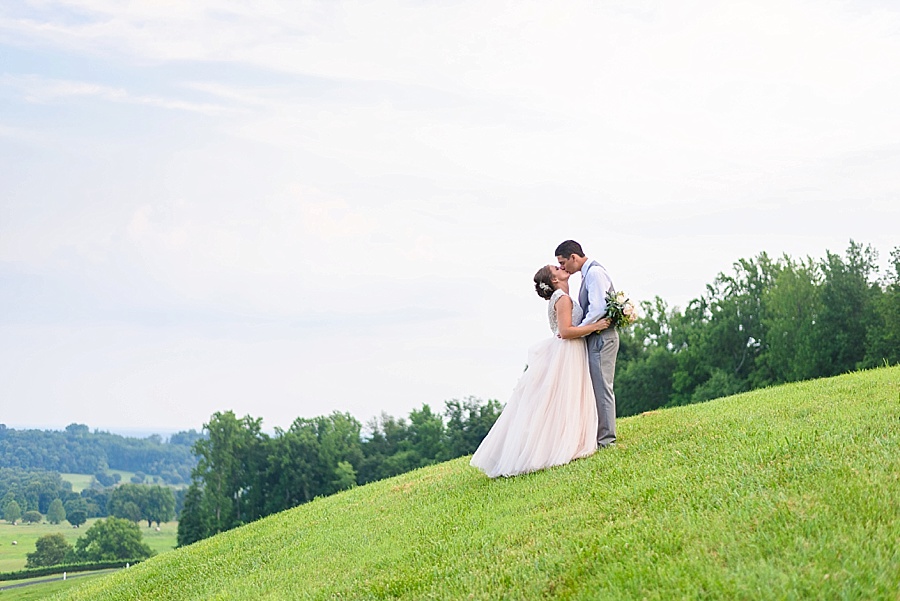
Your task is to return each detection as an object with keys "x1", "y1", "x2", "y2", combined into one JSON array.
[
  {"x1": 0, "y1": 0, "x2": 898, "y2": 431},
  {"x1": 2, "y1": 74, "x2": 233, "y2": 115}
]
